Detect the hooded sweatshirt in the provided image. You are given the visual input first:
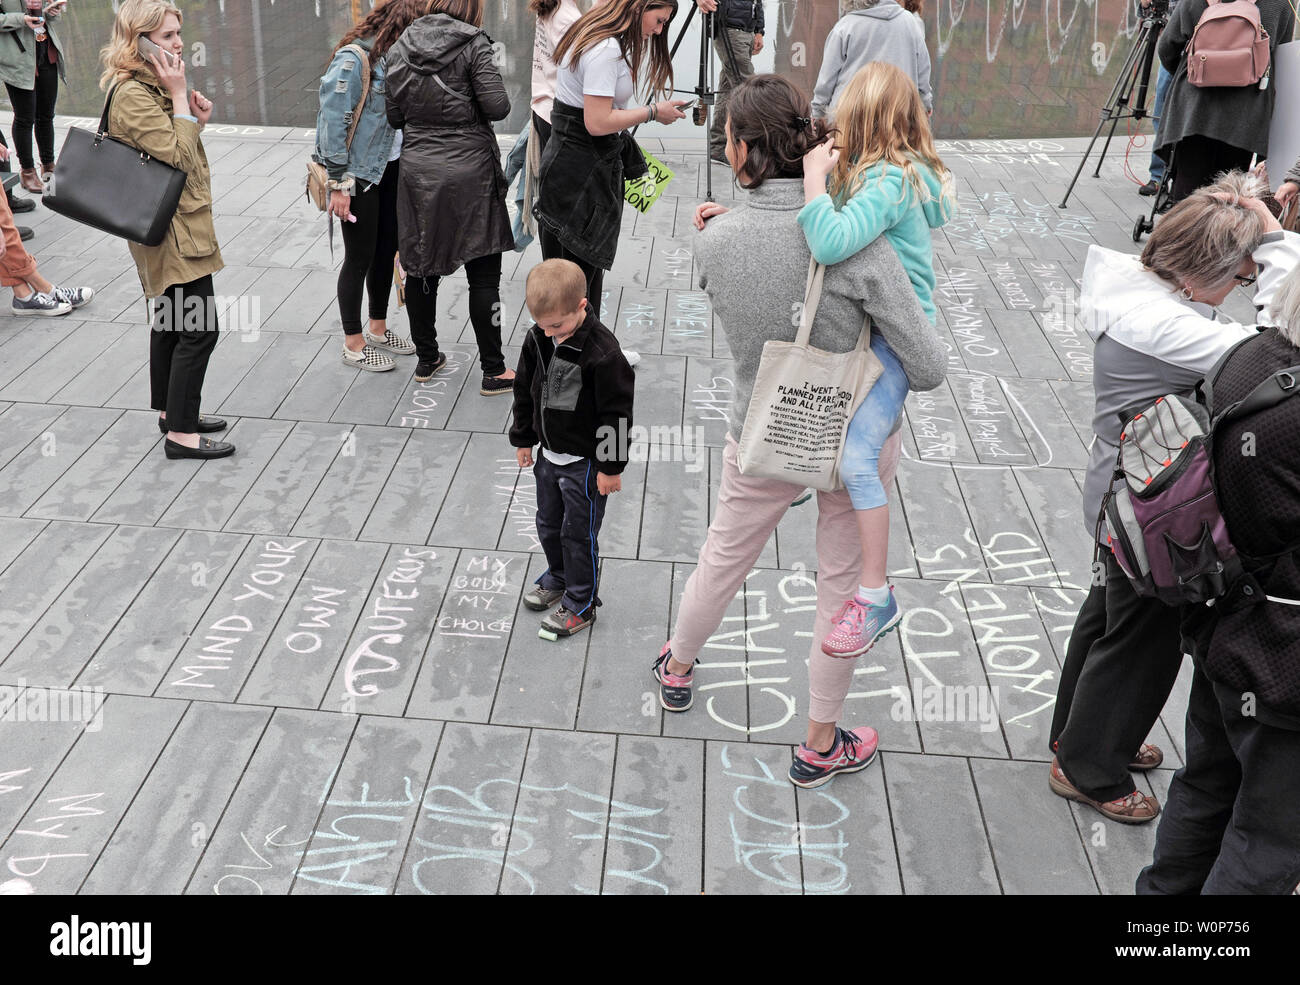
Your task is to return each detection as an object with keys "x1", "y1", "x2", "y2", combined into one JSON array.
[
  {"x1": 811, "y1": 0, "x2": 932, "y2": 118},
  {"x1": 1077, "y1": 232, "x2": 1300, "y2": 539},
  {"x1": 798, "y1": 161, "x2": 954, "y2": 322}
]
